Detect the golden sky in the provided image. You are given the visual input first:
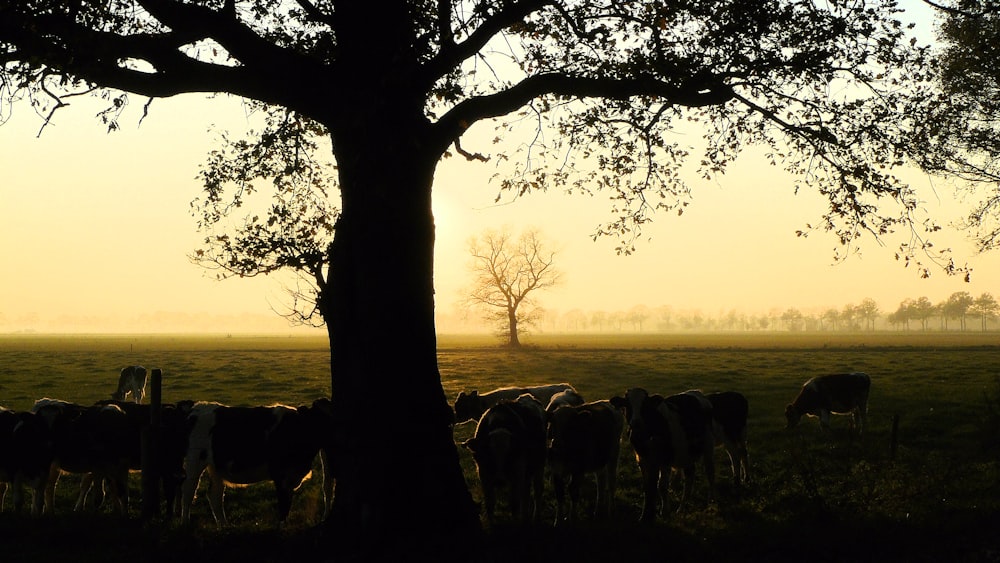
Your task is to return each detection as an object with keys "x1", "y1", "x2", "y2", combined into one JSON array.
[{"x1": 2, "y1": 2, "x2": 996, "y2": 334}]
